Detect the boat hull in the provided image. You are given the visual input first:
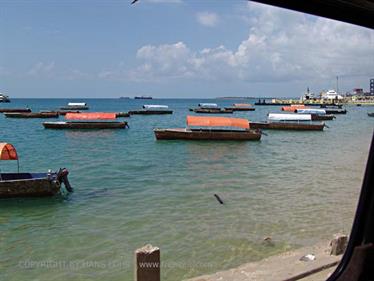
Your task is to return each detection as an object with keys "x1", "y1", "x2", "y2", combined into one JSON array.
[
  {"x1": 129, "y1": 110, "x2": 173, "y2": 115},
  {"x1": 191, "y1": 108, "x2": 234, "y2": 114},
  {"x1": 5, "y1": 112, "x2": 59, "y2": 118},
  {"x1": 56, "y1": 110, "x2": 81, "y2": 115},
  {"x1": 60, "y1": 106, "x2": 89, "y2": 110},
  {"x1": 154, "y1": 128, "x2": 261, "y2": 140},
  {"x1": 250, "y1": 122, "x2": 325, "y2": 131},
  {"x1": 225, "y1": 107, "x2": 255, "y2": 111},
  {"x1": 0, "y1": 108, "x2": 31, "y2": 113},
  {"x1": 254, "y1": 102, "x2": 291, "y2": 106},
  {"x1": 0, "y1": 173, "x2": 61, "y2": 198},
  {"x1": 116, "y1": 112, "x2": 130, "y2": 117},
  {"x1": 311, "y1": 114, "x2": 335, "y2": 121},
  {"x1": 43, "y1": 121, "x2": 128, "y2": 129},
  {"x1": 325, "y1": 109, "x2": 347, "y2": 114}
]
